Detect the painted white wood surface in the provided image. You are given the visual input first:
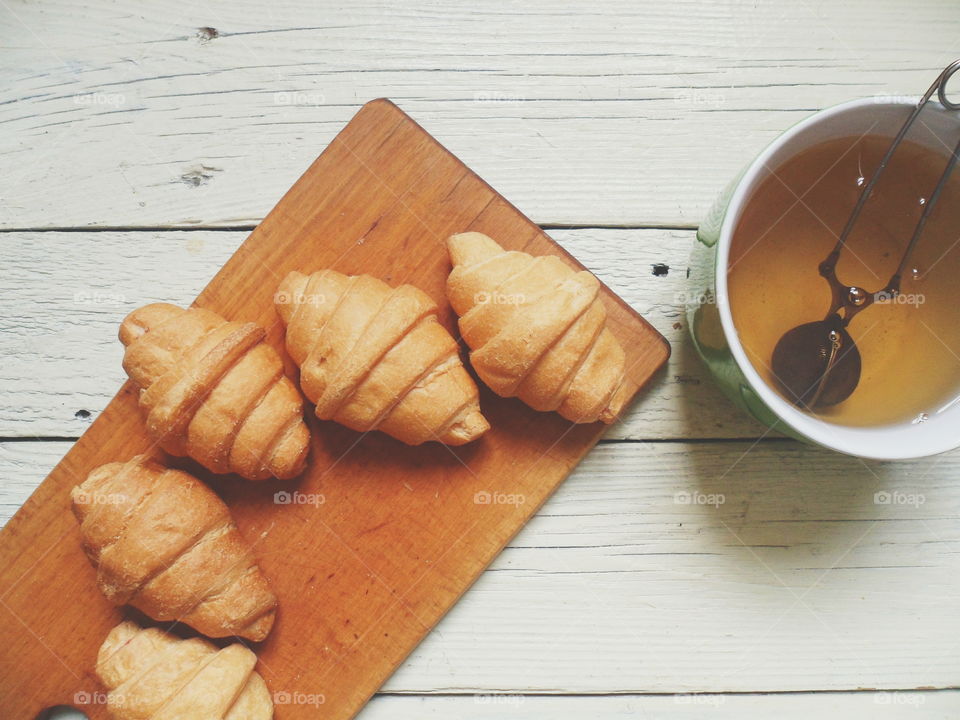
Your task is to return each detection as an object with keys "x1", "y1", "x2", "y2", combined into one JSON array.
[
  {"x1": 41, "y1": 690, "x2": 960, "y2": 720},
  {"x1": 4, "y1": 1, "x2": 960, "y2": 716},
  {"x1": 5, "y1": 440, "x2": 959, "y2": 694},
  {"x1": 0, "y1": 229, "x2": 764, "y2": 440},
  {"x1": 366, "y1": 691, "x2": 959, "y2": 719},
  {"x1": 1, "y1": 0, "x2": 959, "y2": 228}
]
